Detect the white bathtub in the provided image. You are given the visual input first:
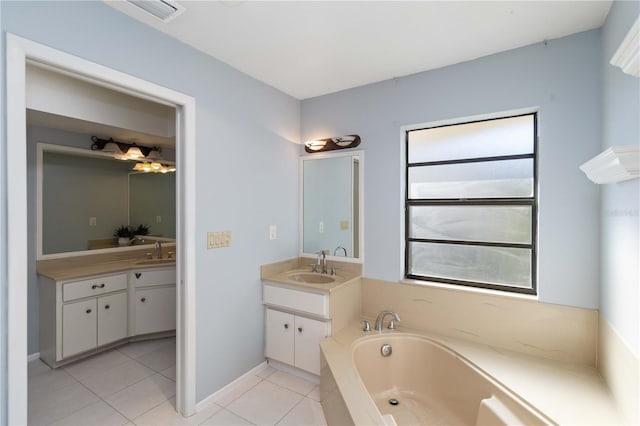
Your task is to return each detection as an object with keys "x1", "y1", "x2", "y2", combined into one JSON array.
[{"x1": 321, "y1": 332, "x2": 553, "y2": 425}]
